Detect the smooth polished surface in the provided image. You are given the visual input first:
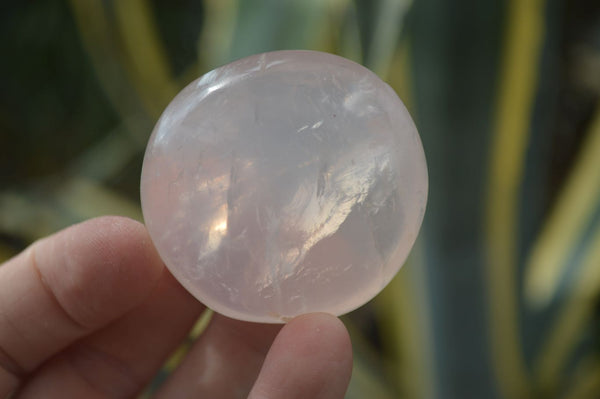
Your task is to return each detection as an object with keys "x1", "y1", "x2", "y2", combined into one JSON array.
[{"x1": 141, "y1": 50, "x2": 428, "y2": 323}]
